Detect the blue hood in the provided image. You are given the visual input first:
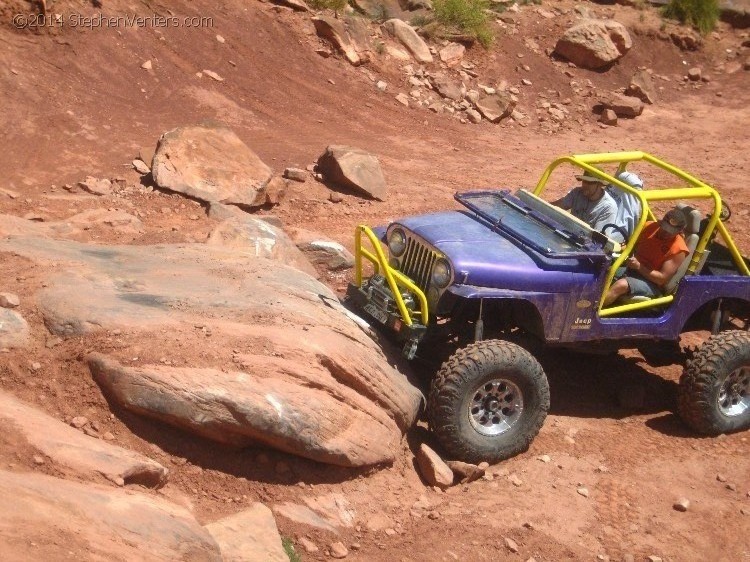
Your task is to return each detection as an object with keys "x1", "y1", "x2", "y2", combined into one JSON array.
[{"x1": 394, "y1": 211, "x2": 599, "y2": 292}]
